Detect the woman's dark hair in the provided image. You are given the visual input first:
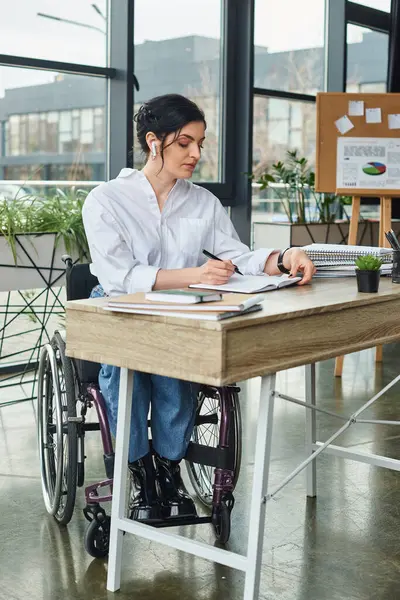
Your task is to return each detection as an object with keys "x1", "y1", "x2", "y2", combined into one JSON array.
[{"x1": 134, "y1": 94, "x2": 206, "y2": 164}]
